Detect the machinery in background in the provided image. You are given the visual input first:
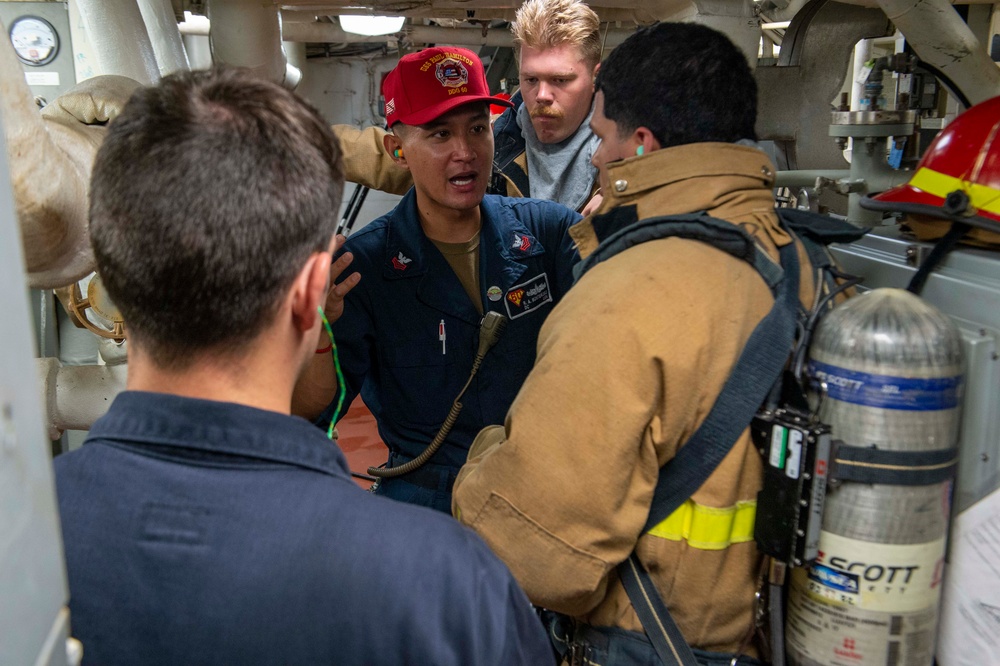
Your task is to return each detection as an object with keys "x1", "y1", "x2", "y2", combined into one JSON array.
[
  {"x1": 0, "y1": 2, "x2": 74, "y2": 104},
  {"x1": 2, "y1": 1, "x2": 1000, "y2": 664},
  {"x1": 0, "y1": 112, "x2": 74, "y2": 666}
]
